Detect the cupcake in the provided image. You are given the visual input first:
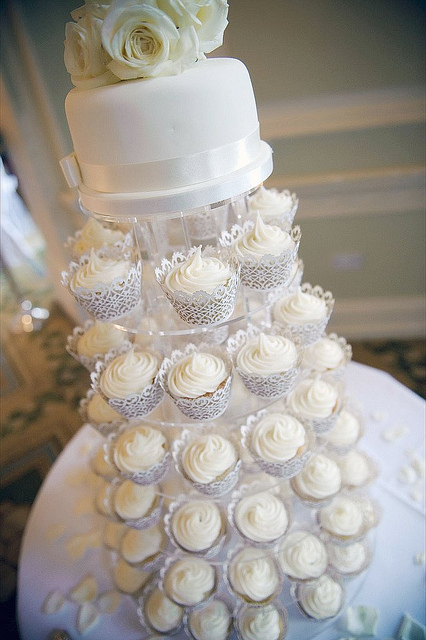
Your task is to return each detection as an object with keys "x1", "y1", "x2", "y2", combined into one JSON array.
[
  {"x1": 277, "y1": 530, "x2": 328, "y2": 582},
  {"x1": 120, "y1": 524, "x2": 165, "y2": 568},
  {"x1": 320, "y1": 408, "x2": 362, "y2": 453},
  {"x1": 66, "y1": 319, "x2": 131, "y2": 372},
  {"x1": 80, "y1": 391, "x2": 123, "y2": 437},
  {"x1": 236, "y1": 602, "x2": 288, "y2": 640},
  {"x1": 112, "y1": 480, "x2": 163, "y2": 529},
  {"x1": 294, "y1": 574, "x2": 344, "y2": 620},
  {"x1": 290, "y1": 453, "x2": 342, "y2": 506},
  {"x1": 273, "y1": 284, "x2": 334, "y2": 345},
  {"x1": 103, "y1": 521, "x2": 127, "y2": 551},
  {"x1": 231, "y1": 488, "x2": 290, "y2": 546},
  {"x1": 243, "y1": 410, "x2": 312, "y2": 479},
  {"x1": 167, "y1": 498, "x2": 226, "y2": 556},
  {"x1": 187, "y1": 598, "x2": 232, "y2": 640},
  {"x1": 111, "y1": 424, "x2": 169, "y2": 485},
  {"x1": 248, "y1": 186, "x2": 298, "y2": 225},
  {"x1": 286, "y1": 376, "x2": 341, "y2": 434},
  {"x1": 93, "y1": 346, "x2": 164, "y2": 420},
  {"x1": 161, "y1": 345, "x2": 232, "y2": 420},
  {"x1": 91, "y1": 444, "x2": 119, "y2": 481},
  {"x1": 66, "y1": 217, "x2": 128, "y2": 258},
  {"x1": 337, "y1": 450, "x2": 377, "y2": 490},
  {"x1": 221, "y1": 214, "x2": 301, "y2": 290},
  {"x1": 233, "y1": 331, "x2": 300, "y2": 398},
  {"x1": 301, "y1": 333, "x2": 352, "y2": 378},
  {"x1": 317, "y1": 496, "x2": 366, "y2": 544},
  {"x1": 155, "y1": 245, "x2": 239, "y2": 325},
  {"x1": 227, "y1": 546, "x2": 281, "y2": 605},
  {"x1": 113, "y1": 557, "x2": 150, "y2": 595},
  {"x1": 141, "y1": 586, "x2": 184, "y2": 635},
  {"x1": 62, "y1": 248, "x2": 141, "y2": 321},
  {"x1": 177, "y1": 432, "x2": 240, "y2": 497},
  {"x1": 327, "y1": 540, "x2": 370, "y2": 578},
  {"x1": 163, "y1": 555, "x2": 216, "y2": 607}
]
